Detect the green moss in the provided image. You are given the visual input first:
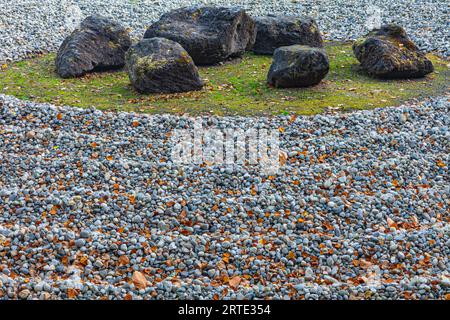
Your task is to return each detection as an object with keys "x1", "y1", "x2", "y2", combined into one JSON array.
[
  {"x1": 135, "y1": 56, "x2": 168, "y2": 73},
  {"x1": 0, "y1": 41, "x2": 448, "y2": 116}
]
